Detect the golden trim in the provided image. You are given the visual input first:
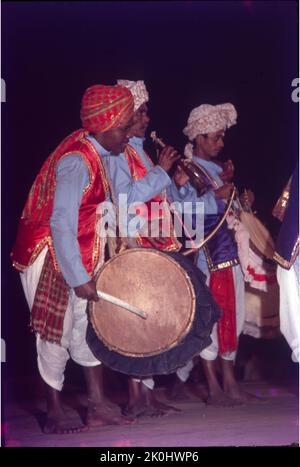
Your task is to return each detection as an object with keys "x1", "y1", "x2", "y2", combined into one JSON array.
[
  {"x1": 29, "y1": 238, "x2": 48, "y2": 266},
  {"x1": 124, "y1": 144, "x2": 142, "y2": 181},
  {"x1": 77, "y1": 136, "x2": 111, "y2": 197},
  {"x1": 77, "y1": 135, "x2": 111, "y2": 273},
  {"x1": 47, "y1": 238, "x2": 61, "y2": 272},
  {"x1": 210, "y1": 259, "x2": 239, "y2": 272},
  {"x1": 91, "y1": 213, "x2": 103, "y2": 275},
  {"x1": 11, "y1": 236, "x2": 60, "y2": 272},
  {"x1": 59, "y1": 150, "x2": 94, "y2": 195},
  {"x1": 12, "y1": 260, "x2": 27, "y2": 272},
  {"x1": 203, "y1": 244, "x2": 240, "y2": 271},
  {"x1": 93, "y1": 227, "x2": 106, "y2": 277},
  {"x1": 281, "y1": 190, "x2": 290, "y2": 200},
  {"x1": 272, "y1": 177, "x2": 292, "y2": 221},
  {"x1": 273, "y1": 238, "x2": 299, "y2": 269}
]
